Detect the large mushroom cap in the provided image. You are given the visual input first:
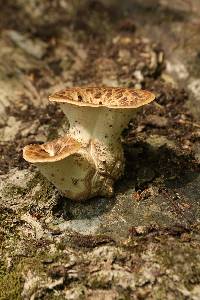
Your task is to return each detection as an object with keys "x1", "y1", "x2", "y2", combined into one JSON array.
[
  {"x1": 23, "y1": 135, "x2": 81, "y2": 163},
  {"x1": 49, "y1": 87, "x2": 155, "y2": 109}
]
